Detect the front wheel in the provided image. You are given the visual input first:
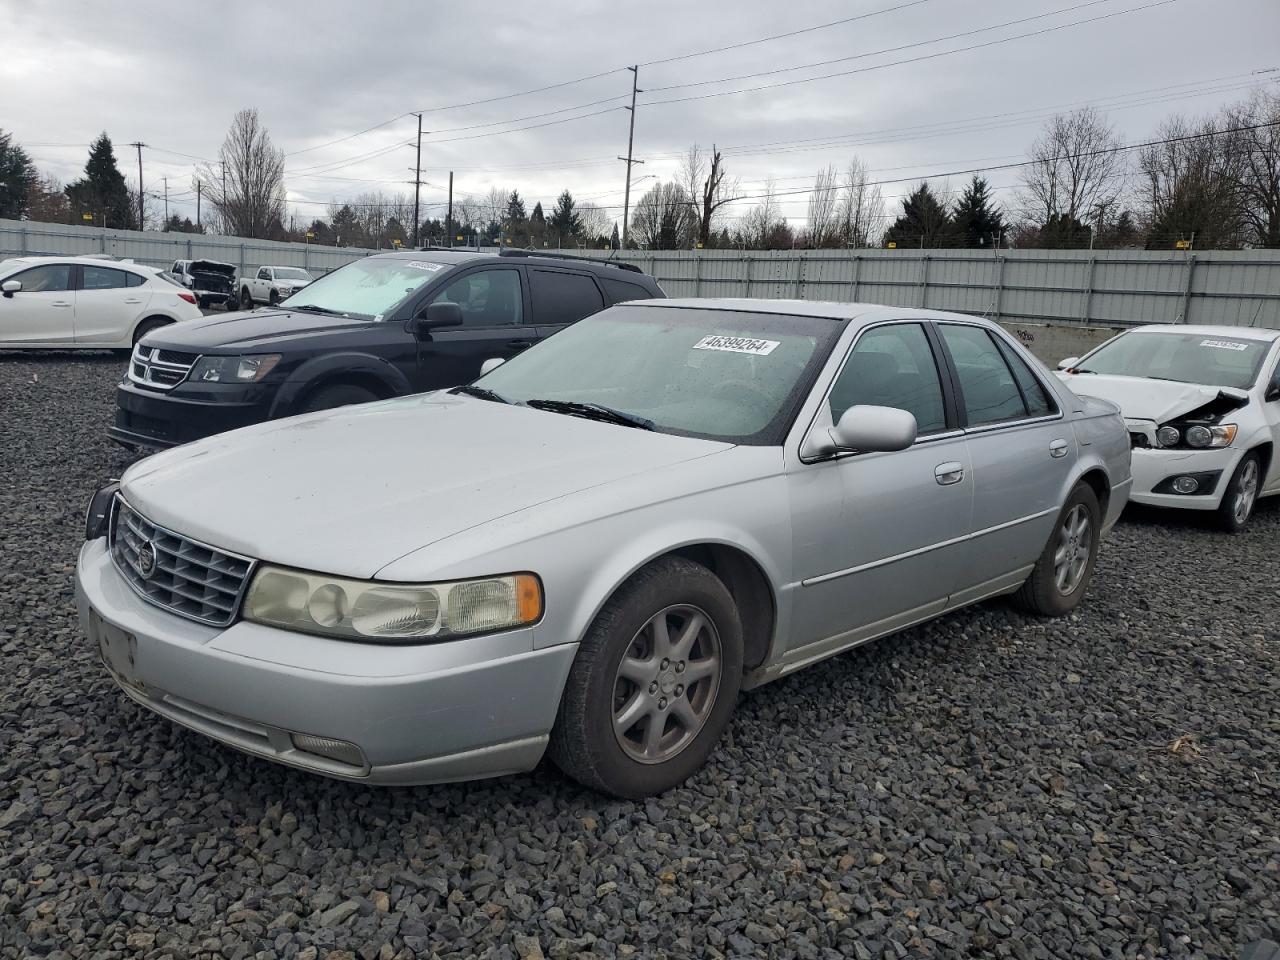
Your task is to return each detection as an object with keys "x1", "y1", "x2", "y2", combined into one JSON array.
[
  {"x1": 268, "y1": 289, "x2": 280, "y2": 305},
  {"x1": 1014, "y1": 483, "x2": 1101, "y2": 617},
  {"x1": 240, "y1": 288, "x2": 253, "y2": 310},
  {"x1": 1217, "y1": 452, "x2": 1261, "y2": 533},
  {"x1": 548, "y1": 556, "x2": 743, "y2": 798}
]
